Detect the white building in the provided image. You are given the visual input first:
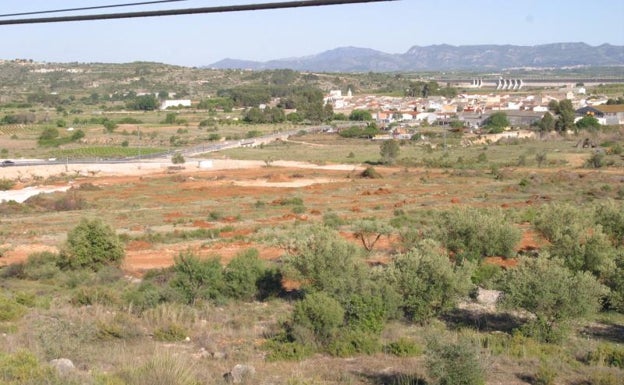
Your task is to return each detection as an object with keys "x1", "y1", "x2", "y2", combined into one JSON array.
[{"x1": 160, "y1": 99, "x2": 192, "y2": 110}]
